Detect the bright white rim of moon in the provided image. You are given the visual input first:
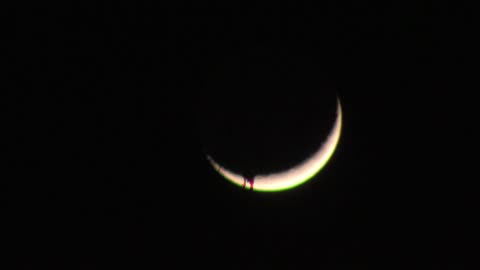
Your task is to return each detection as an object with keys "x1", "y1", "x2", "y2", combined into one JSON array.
[{"x1": 206, "y1": 97, "x2": 343, "y2": 192}]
